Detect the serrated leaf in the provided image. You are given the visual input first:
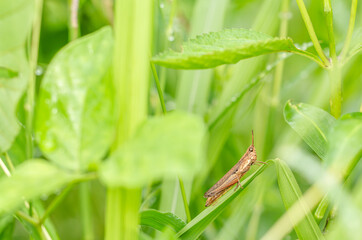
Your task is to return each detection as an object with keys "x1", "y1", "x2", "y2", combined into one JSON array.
[
  {"x1": 0, "y1": 159, "x2": 77, "y2": 215},
  {"x1": 284, "y1": 100, "x2": 336, "y2": 160},
  {"x1": 274, "y1": 159, "x2": 324, "y2": 240},
  {"x1": 99, "y1": 111, "x2": 206, "y2": 187},
  {"x1": 152, "y1": 28, "x2": 321, "y2": 69},
  {"x1": 140, "y1": 209, "x2": 186, "y2": 232},
  {"x1": 0, "y1": 0, "x2": 33, "y2": 153},
  {"x1": 35, "y1": 26, "x2": 116, "y2": 171},
  {"x1": 176, "y1": 163, "x2": 269, "y2": 240}
]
